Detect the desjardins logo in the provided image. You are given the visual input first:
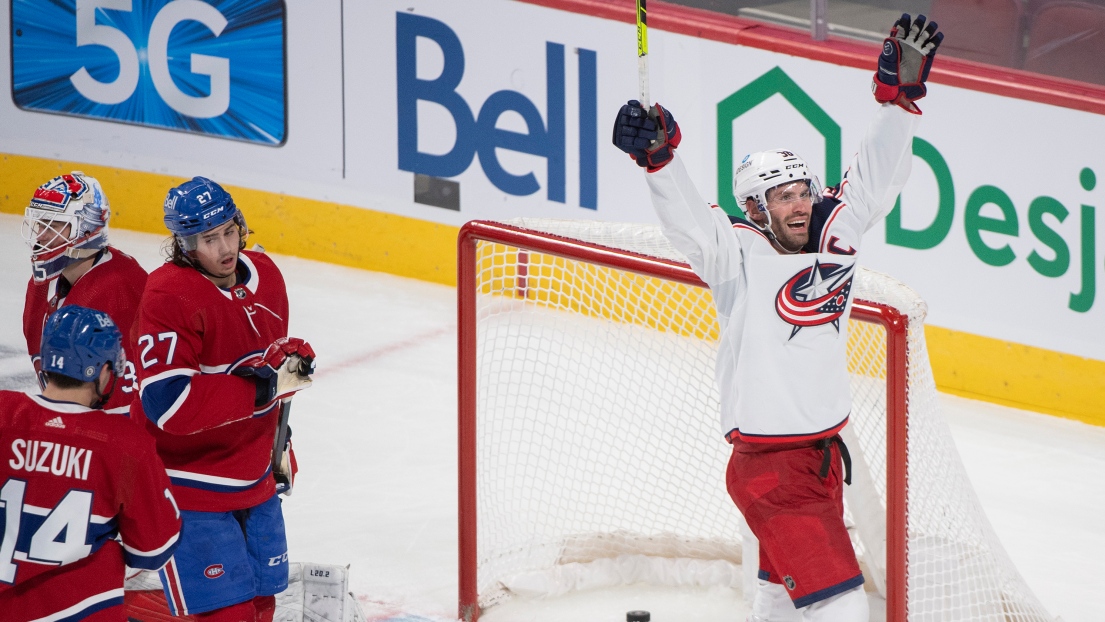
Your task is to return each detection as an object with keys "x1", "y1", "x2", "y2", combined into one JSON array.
[{"x1": 717, "y1": 67, "x2": 1099, "y2": 313}]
